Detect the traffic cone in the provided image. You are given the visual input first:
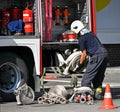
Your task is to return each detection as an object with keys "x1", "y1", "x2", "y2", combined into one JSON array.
[{"x1": 99, "y1": 84, "x2": 116, "y2": 109}]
